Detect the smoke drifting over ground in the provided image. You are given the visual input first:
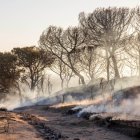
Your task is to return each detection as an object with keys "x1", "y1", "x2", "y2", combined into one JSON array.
[
  {"x1": 0, "y1": 88, "x2": 48, "y2": 110},
  {"x1": 53, "y1": 77, "x2": 140, "y2": 117},
  {"x1": 77, "y1": 95, "x2": 140, "y2": 117},
  {"x1": 0, "y1": 76, "x2": 140, "y2": 117}
]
